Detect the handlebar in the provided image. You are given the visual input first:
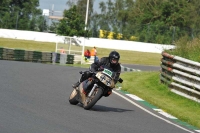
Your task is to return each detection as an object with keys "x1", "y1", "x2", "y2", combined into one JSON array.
[{"x1": 79, "y1": 71, "x2": 96, "y2": 75}]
